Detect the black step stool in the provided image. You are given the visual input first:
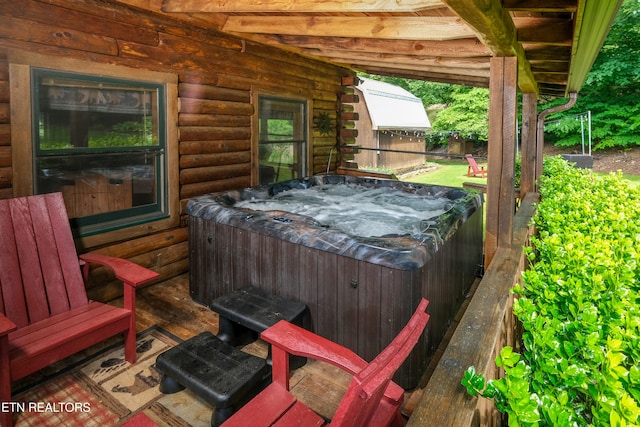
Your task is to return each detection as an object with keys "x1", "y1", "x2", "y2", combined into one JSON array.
[
  {"x1": 209, "y1": 285, "x2": 309, "y2": 368},
  {"x1": 156, "y1": 331, "x2": 270, "y2": 427}
]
